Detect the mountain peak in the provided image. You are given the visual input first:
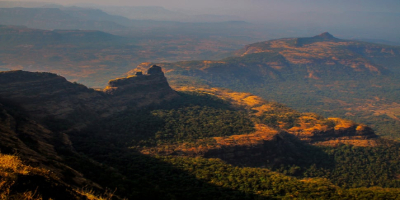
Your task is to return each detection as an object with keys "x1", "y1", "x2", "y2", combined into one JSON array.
[
  {"x1": 314, "y1": 32, "x2": 335, "y2": 39},
  {"x1": 147, "y1": 65, "x2": 164, "y2": 75}
]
